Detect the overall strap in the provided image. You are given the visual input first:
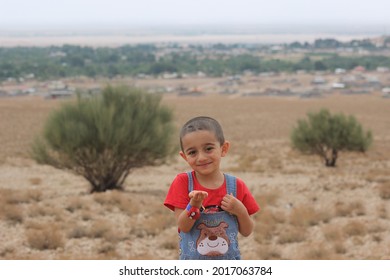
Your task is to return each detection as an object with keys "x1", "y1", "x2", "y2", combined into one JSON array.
[
  {"x1": 224, "y1": 173, "x2": 237, "y2": 197},
  {"x1": 186, "y1": 171, "x2": 194, "y2": 192}
]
